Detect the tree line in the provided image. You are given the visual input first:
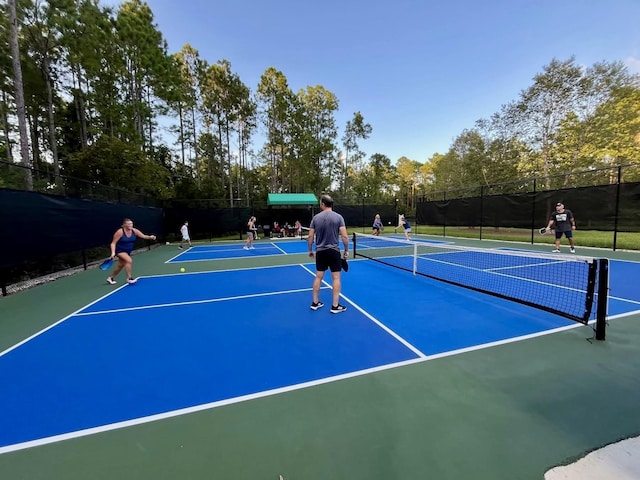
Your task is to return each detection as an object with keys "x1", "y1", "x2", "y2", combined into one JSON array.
[{"x1": 1, "y1": 0, "x2": 639, "y2": 209}]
